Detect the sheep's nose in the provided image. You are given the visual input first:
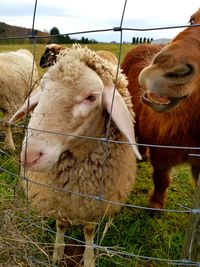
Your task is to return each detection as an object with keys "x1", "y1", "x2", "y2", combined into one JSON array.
[{"x1": 21, "y1": 148, "x2": 43, "y2": 168}]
